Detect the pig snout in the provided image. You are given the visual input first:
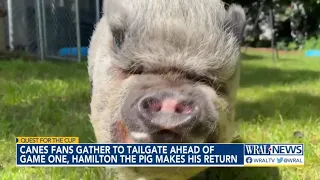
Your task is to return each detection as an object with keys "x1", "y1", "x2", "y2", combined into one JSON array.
[
  {"x1": 120, "y1": 86, "x2": 216, "y2": 143},
  {"x1": 137, "y1": 91, "x2": 200, "y2": 131}
]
